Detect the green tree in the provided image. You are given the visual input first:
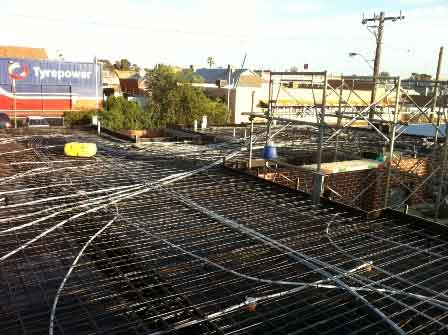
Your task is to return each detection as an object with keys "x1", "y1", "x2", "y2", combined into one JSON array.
[
  {"x1": 146, "y1": 64, "x2": 227, "y2": 127},
  {"x1": 98, "y1": 59, "x2": 114, "y2": 70},
  {"x1": 114, "y1": 59, "x2": 132, "y2": 70},
  {"x1": 379, "y1": 71, "x2": 391, "y2": 77},
  {"x1": 101, "y1": 96, "x2": 152, "y2": 130}
]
